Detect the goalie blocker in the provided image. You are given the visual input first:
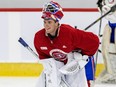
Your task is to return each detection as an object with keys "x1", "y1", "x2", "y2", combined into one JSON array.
[{"x1": 59, "y1": 52, "x2": 89, "y2": 75}]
